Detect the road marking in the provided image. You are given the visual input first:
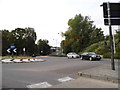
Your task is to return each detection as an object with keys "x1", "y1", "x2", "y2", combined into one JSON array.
[
  {"x1": 27, "y1": 82, "x2": 52, "y2": 88},
  {"x1": 58, "y1": 76, "x2": 74, "y2": 82}
]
